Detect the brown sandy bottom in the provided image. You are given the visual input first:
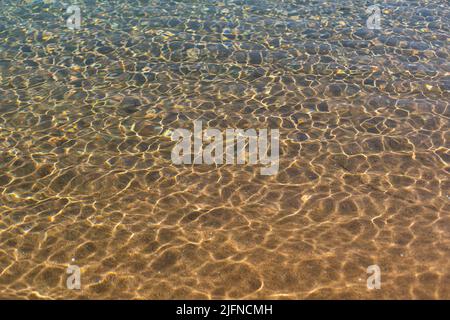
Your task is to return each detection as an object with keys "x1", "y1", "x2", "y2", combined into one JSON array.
[{"x1": 0, "y1": 0, "x2": 449, "y2": 299}]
